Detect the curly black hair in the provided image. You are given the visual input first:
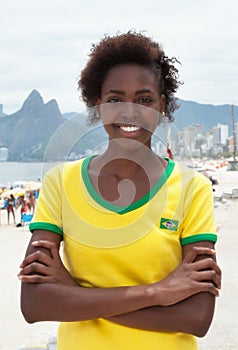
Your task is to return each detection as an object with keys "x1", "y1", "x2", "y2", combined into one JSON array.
[{"x1": 78, "y1": 31, "x2": 182, "y2": 123}]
